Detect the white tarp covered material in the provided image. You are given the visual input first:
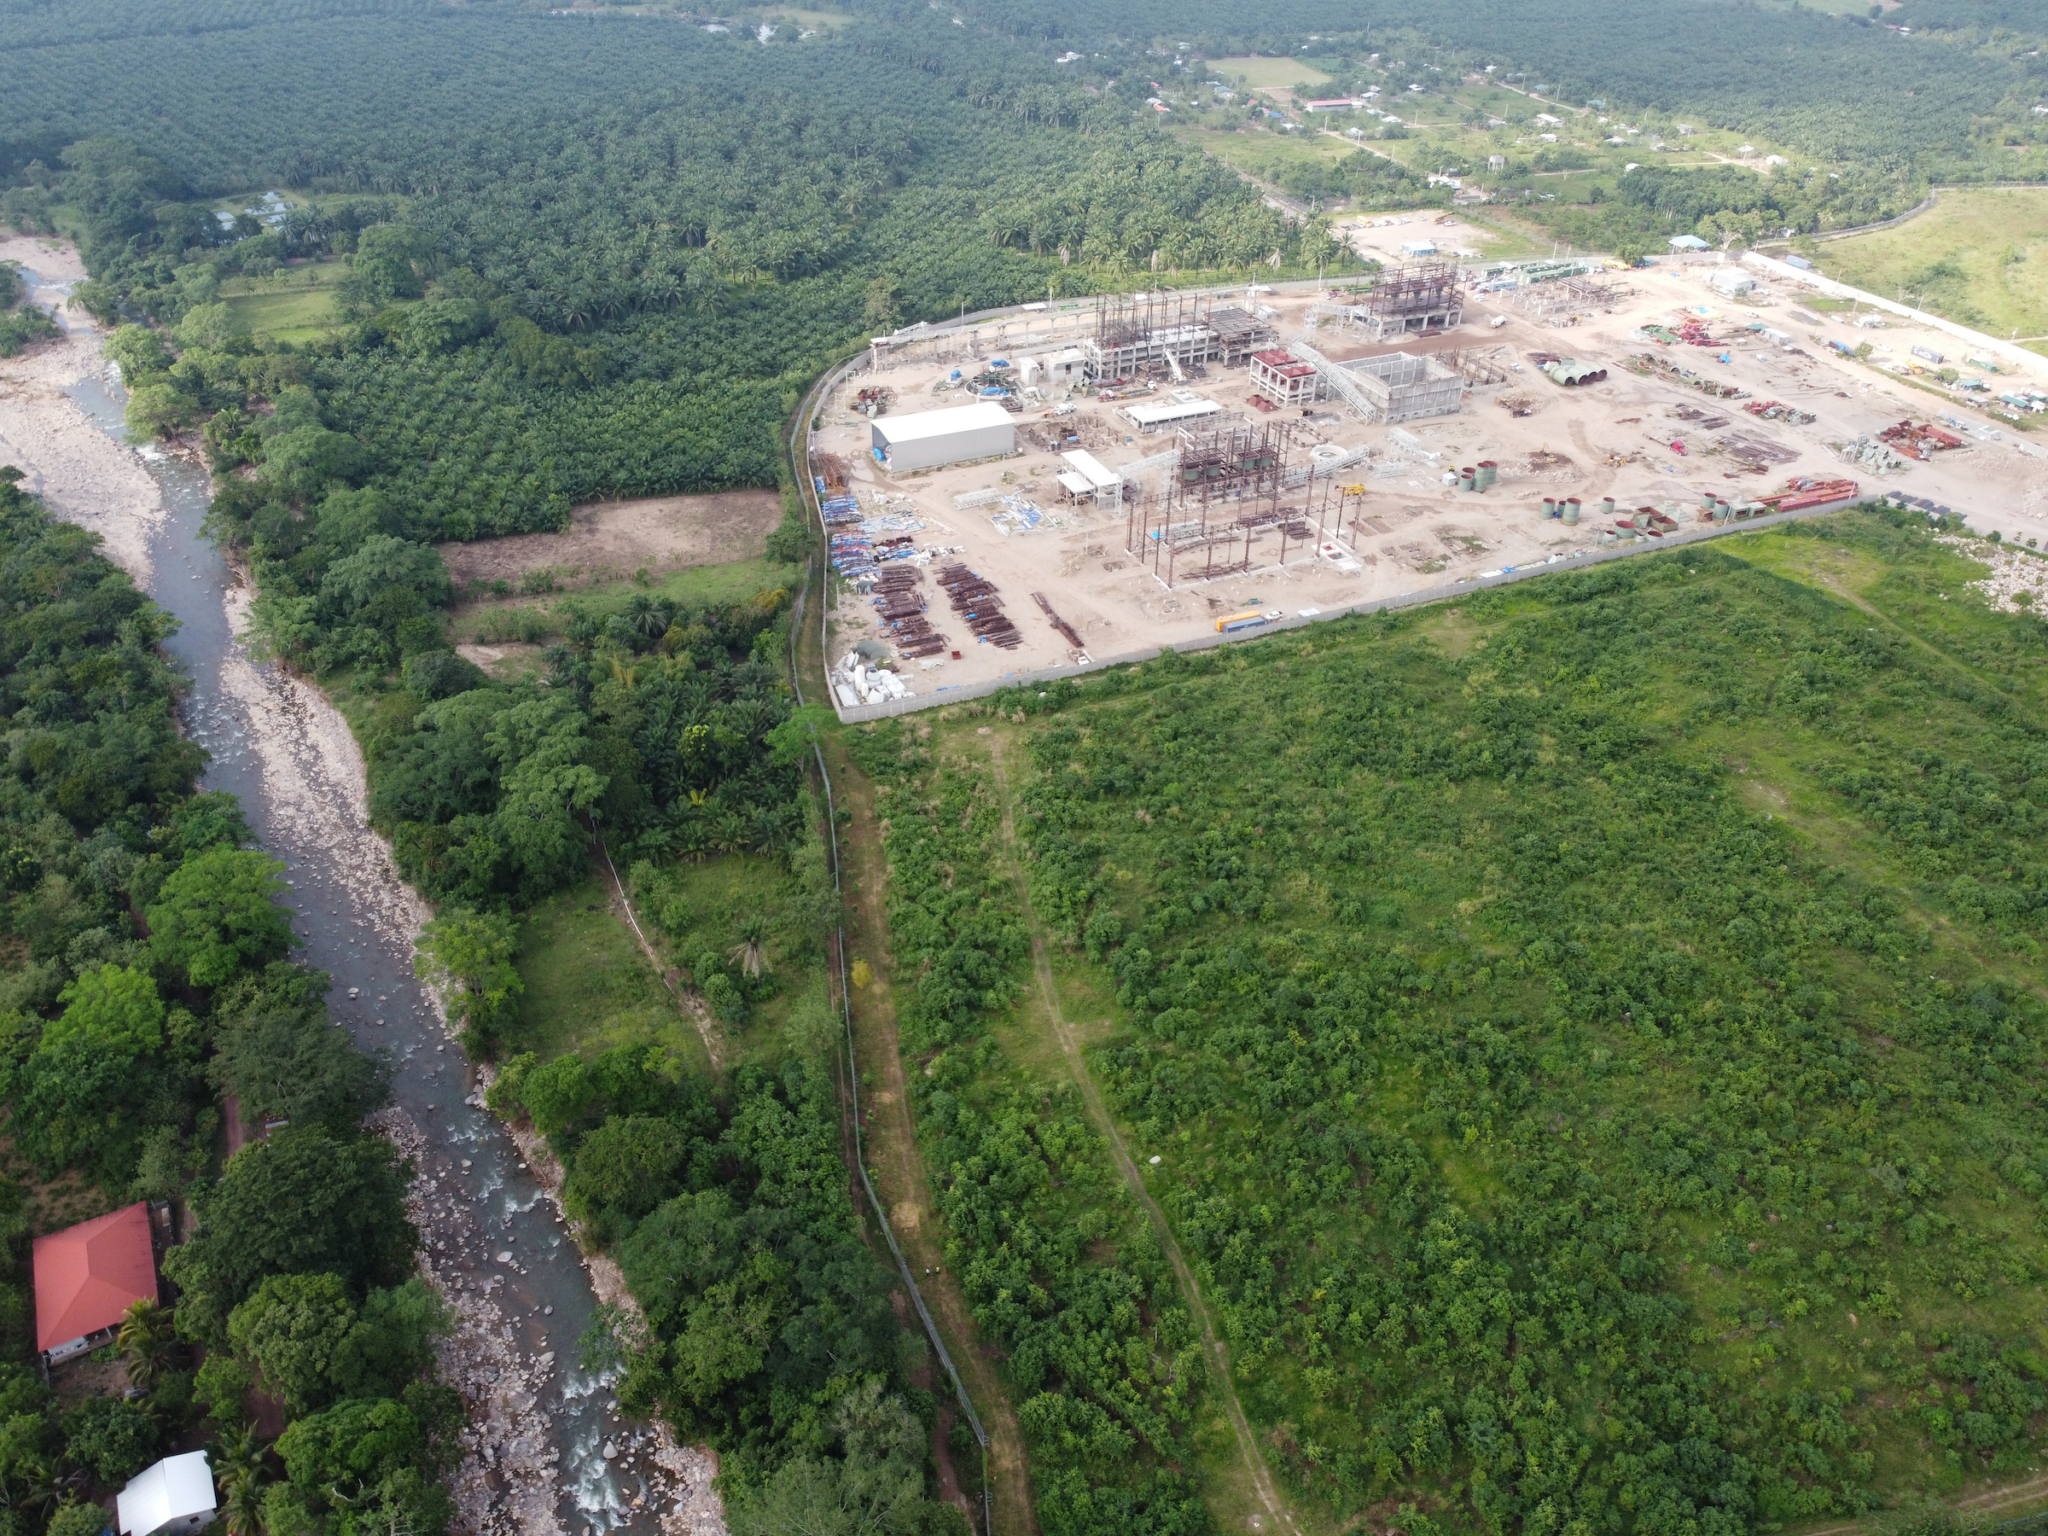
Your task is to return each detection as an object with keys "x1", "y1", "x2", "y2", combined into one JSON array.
[
  {"x1": 118, "y1": 1453, "x2": 216, "y2": 1536},
  {"x1": 1123, "y1": 398, "x2": 1223, "y2": 429},
  {"x1": 1060, "y1": 450, "x2": 1120, "y2": 490}
]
